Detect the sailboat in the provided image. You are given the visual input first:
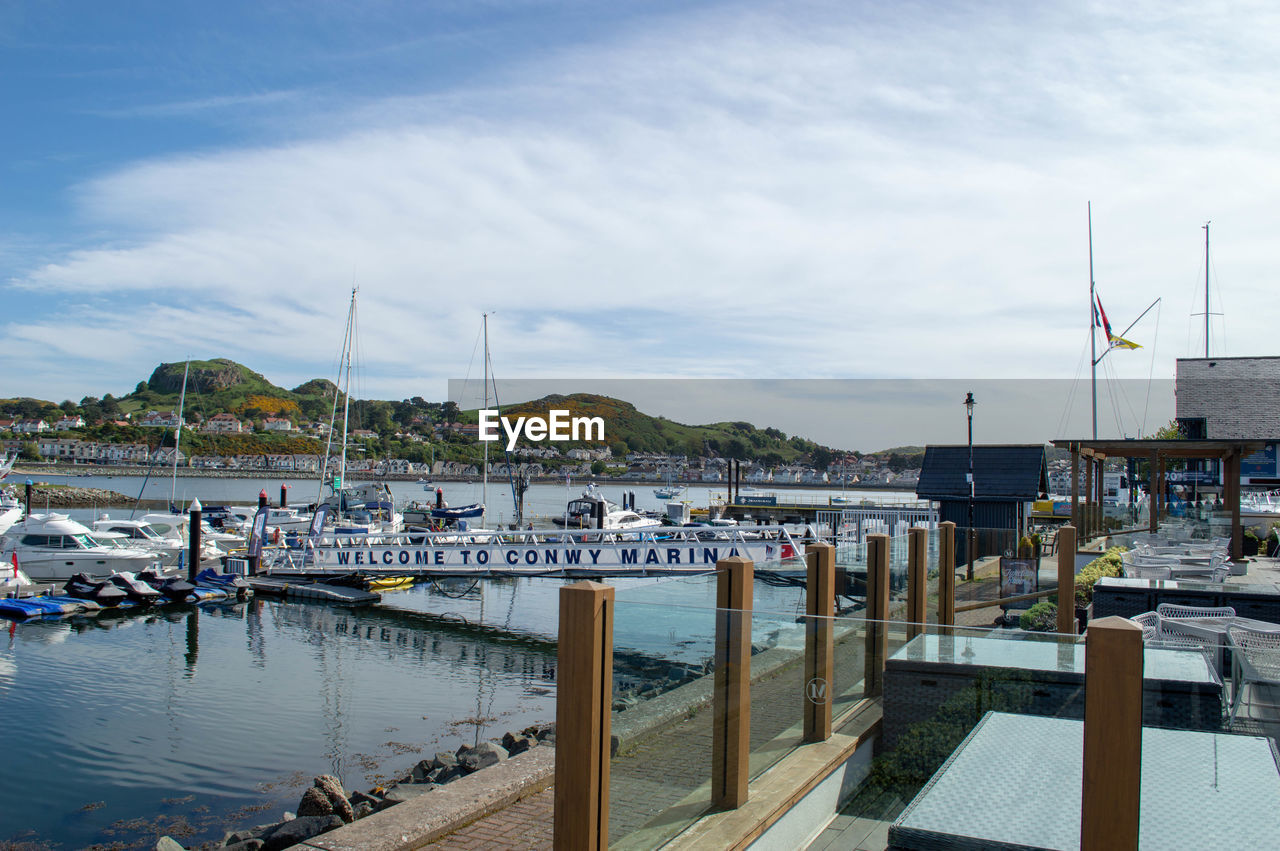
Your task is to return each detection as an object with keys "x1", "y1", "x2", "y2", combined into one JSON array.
[
  {"x1": 653, "y1": 466, "x2": 685, "y2": 500},
  {"x1": 431, "y1": 315, "x2": 490, "y2": 525},
  {"x1": 316, "y1": 289, "x2": 400, "y2": 531}
]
